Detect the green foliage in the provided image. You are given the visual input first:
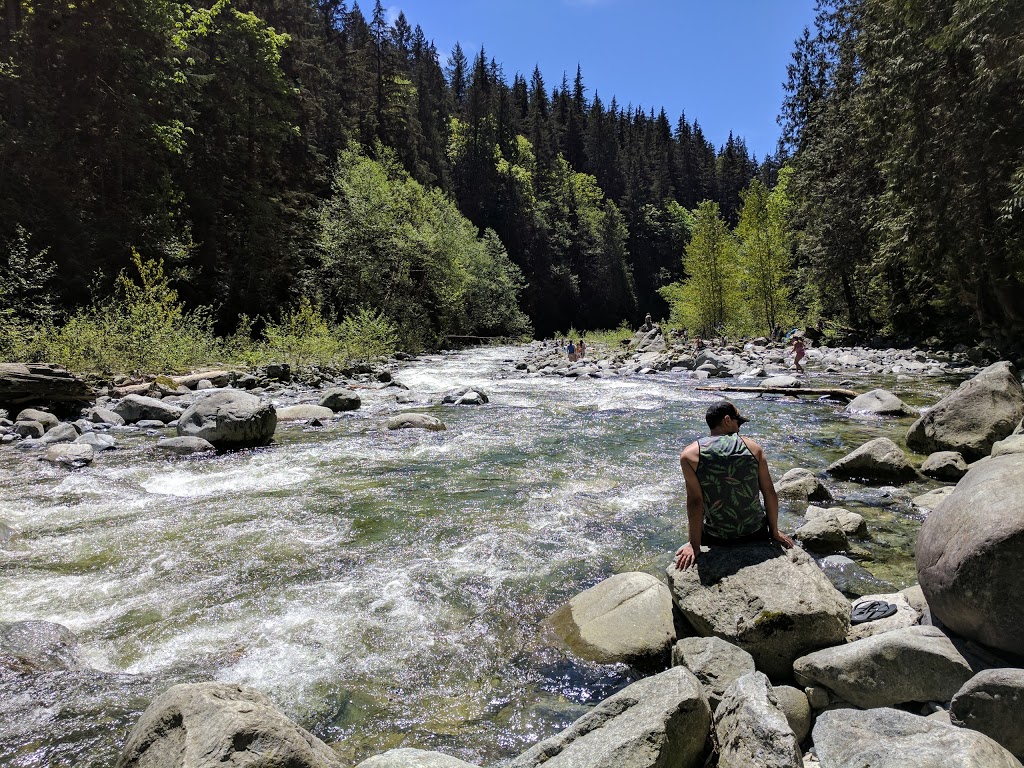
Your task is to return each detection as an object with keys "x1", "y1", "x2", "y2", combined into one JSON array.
[{"x1": 258, "y1": 299, "x2": 397, "y2": 368}]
